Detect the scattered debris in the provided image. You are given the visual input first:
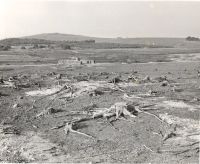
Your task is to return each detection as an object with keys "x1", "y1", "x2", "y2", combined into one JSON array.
[
  {"x1": 154, "y1": 76, "x2": 167, "y2": 82},
  {"x1": 93, "y1": 102, "x2": 137, "y2": 119},
  {"x1": 108, "y1": 76, "x2": 122, "y2": 84},
  {"x1": 127, "y1": 75, "x2": 139, "y2": 83},
  {"x1": 82, "y1": 103, "x2": 98, "y2": 113},
  {"x1": 89, "y1": 88, "x2": 106, "y2": 96},
  {"x1": 0, "y1": 125, "x2": 21, "y2": 135},
  {"x1": 0, "y1": 81, "x2": 16, "y2": 88},
  {"x1": 36, "y1": 107, "x2": 63, "y2": 118}
]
